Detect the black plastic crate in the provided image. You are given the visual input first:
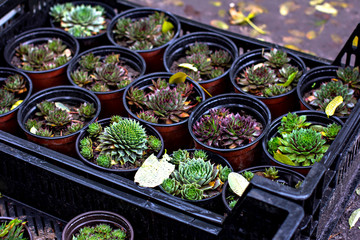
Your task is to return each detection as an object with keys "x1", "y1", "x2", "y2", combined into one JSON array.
[{"x1": 0, "y1": 133, "x2": 304, "y2": 239}]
